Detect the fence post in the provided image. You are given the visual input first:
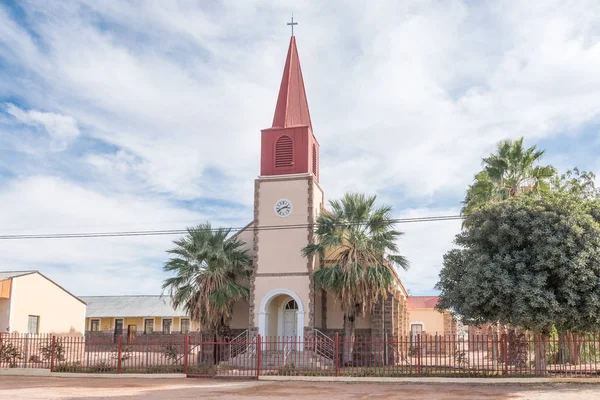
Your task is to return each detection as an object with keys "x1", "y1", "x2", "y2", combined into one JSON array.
[
  {"x1": 417, "y1": 334, "x2": 422, "y2": 376},
  {"x1": 435, "y1": 332, "x2": 438, "y2": 367},
  {"x1": 256, "y1": 335, "x2": 262, "y2": 379},
  {"x1": 335, "y1": 333, "x2": 340, "y2": 377},
  {"x1": 184, "y1": 335, "x2": 190, "y2": 375},
  {"x1": 117, "y1": 335, "x2": 122, "y2": 374},
  {"x1": 23, "y1": 334, "x2": 29, "y2": 368},
  {"x1": 503, "y1": 333, "x2": 508, "y2": 375},
  {"x1": 50, "y1": 336, "x2": 56, "y2": 372}
]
